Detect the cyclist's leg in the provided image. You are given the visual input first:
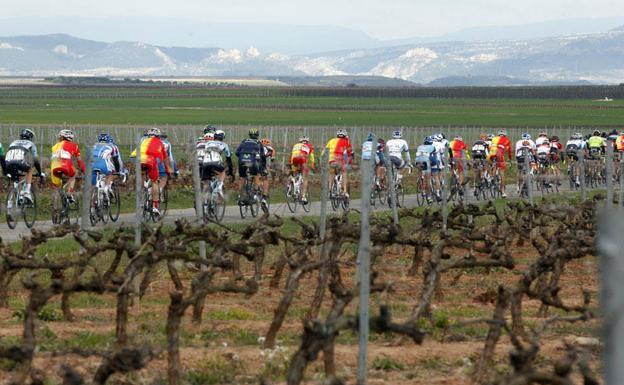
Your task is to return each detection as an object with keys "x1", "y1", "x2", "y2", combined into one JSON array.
[
  {"x1": 341, "y1": 161, "x2": 348, "y2": 196},
  {"x1": 300, "y1": 163, "x2": 310, "y2": 199}
]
